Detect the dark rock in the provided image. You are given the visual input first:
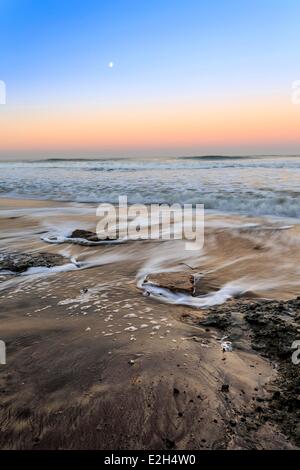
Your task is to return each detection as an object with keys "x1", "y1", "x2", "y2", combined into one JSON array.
[
  {"x1": 242, "y1": 298, "x2": 300, "y2": 446},
  {"x1": 0, "y1": 251, "x2": 66, "y2": 274},
  {"x1": 200, "y1": 313, "x2": 231, "y2": 330},
  {"x1": 70, "y1": 229, "x2": 99, "y2": 241},
  {"x1": 164, "y1": 438, "x2": 176, "y2": 449}
]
